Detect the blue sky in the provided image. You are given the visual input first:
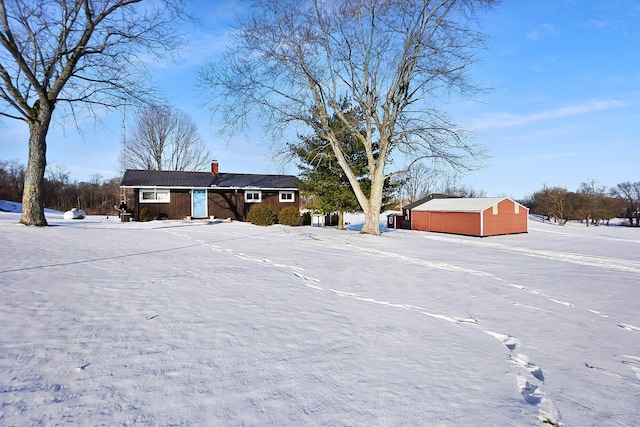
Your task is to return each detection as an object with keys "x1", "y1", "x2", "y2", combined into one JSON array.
[{"x1": 1, "y1": 0, "x2": 638, "y2": 200}]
